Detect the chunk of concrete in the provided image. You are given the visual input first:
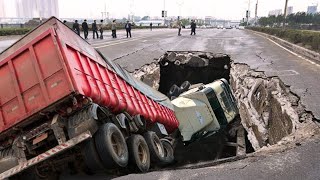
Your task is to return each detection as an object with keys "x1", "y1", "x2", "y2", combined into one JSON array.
[
  {"x1": 167, "y1": 52, "x2": 177, "y2": 62},
  {"x1": 187, "y1": 56, "x2": 208, "y2": 67},
  {"x1": 175, "y1": 54, "x2": 188, "y2": 64}
]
